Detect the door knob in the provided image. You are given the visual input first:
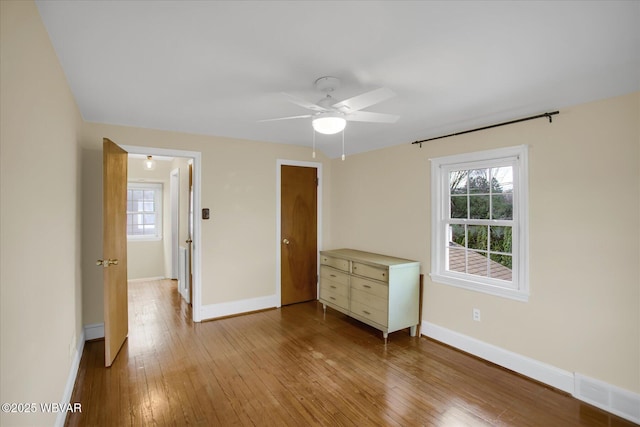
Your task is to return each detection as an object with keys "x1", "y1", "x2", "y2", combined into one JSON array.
[
  {"x1": 96, "y1": 259, "x2": 119, "y2": 267},
  {"x1": 282, "y1": 238, "x2": 290, "y2": 245},
  {"x1": 186, "y1": 239, "x2": 193, "y2": 244}
]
